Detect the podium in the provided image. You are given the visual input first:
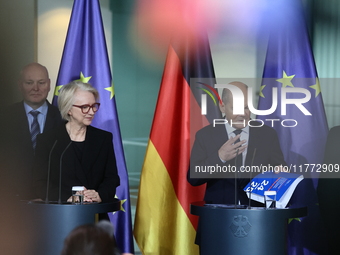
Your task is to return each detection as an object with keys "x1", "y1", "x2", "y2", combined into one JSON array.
[
  {"x1": 21, "y1": 199, "x2": 120, "y2": 255},
  {"x1": 191, "y1": 201, "x2": 307, "y2": 255}
]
